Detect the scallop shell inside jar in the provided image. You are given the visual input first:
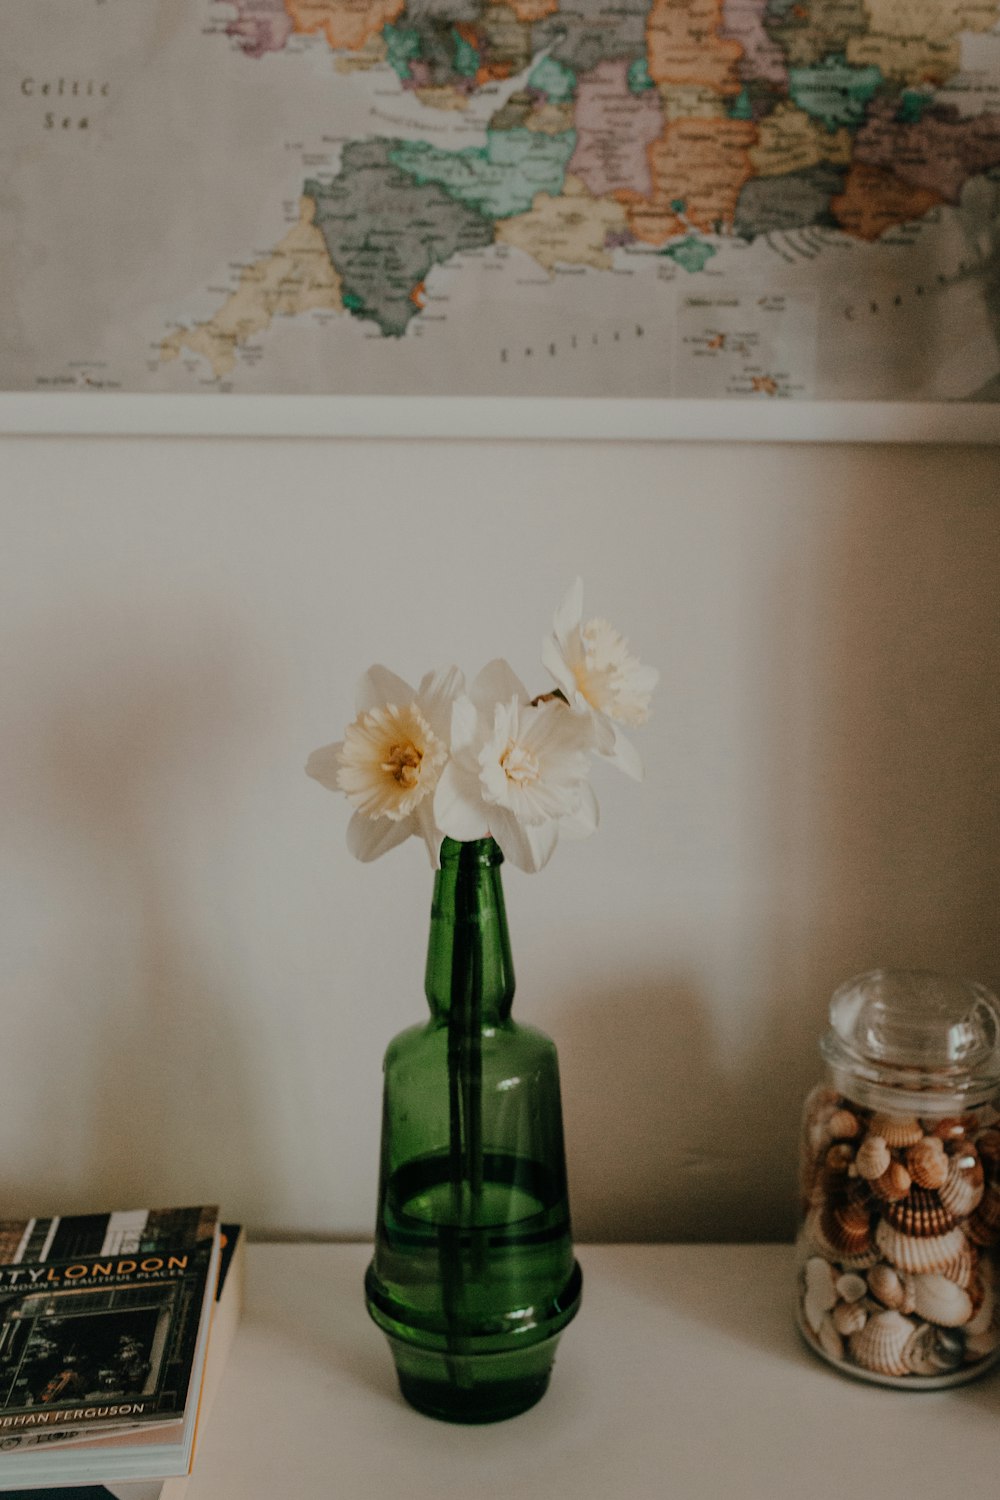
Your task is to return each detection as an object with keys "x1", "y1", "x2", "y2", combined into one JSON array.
[{"x1": 794, "y1": 970, "x2": 1000, "y2": 1387}]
